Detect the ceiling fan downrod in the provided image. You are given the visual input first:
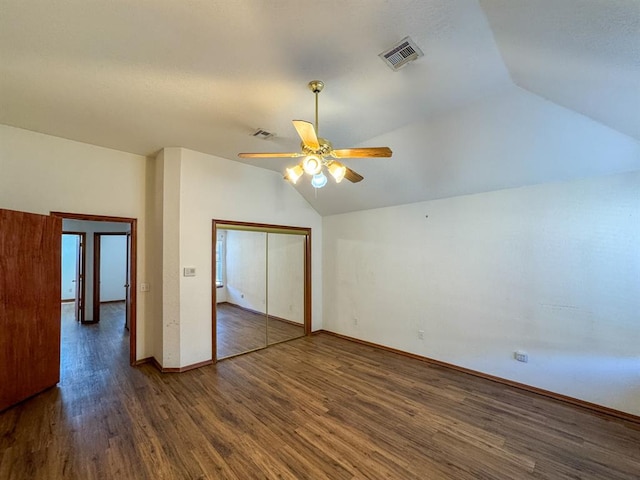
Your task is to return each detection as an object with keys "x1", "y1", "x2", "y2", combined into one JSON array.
[{"x1": 308, "y1": 80, "x2": 324, "y2": 135}]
